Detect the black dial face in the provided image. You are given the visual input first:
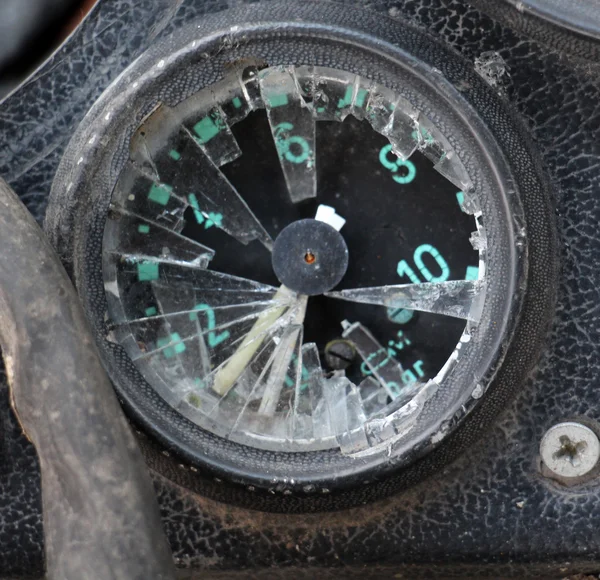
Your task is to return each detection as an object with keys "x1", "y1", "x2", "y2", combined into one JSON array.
[{"x1": 103, "y1": 65, "x2": 486, "y2": 454}]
